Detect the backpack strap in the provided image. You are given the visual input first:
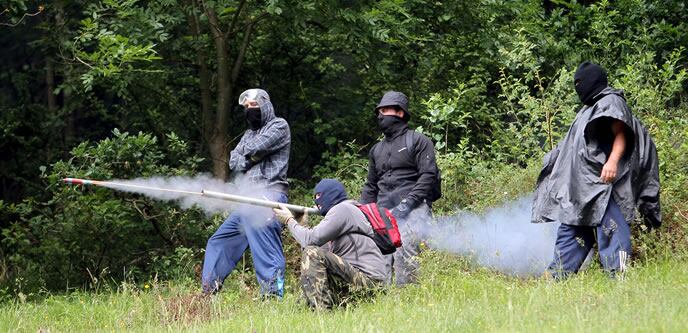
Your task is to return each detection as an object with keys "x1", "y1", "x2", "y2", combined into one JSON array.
[
  {"x1": 405, "y1": 129, "x2": 420, "y2": 172},
  {"x1": 405, "y1": 130, "x2": 415, "y2": 158},
  {"x1": 352, "y1": 202, "x2": 375, "y2": 236}
]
